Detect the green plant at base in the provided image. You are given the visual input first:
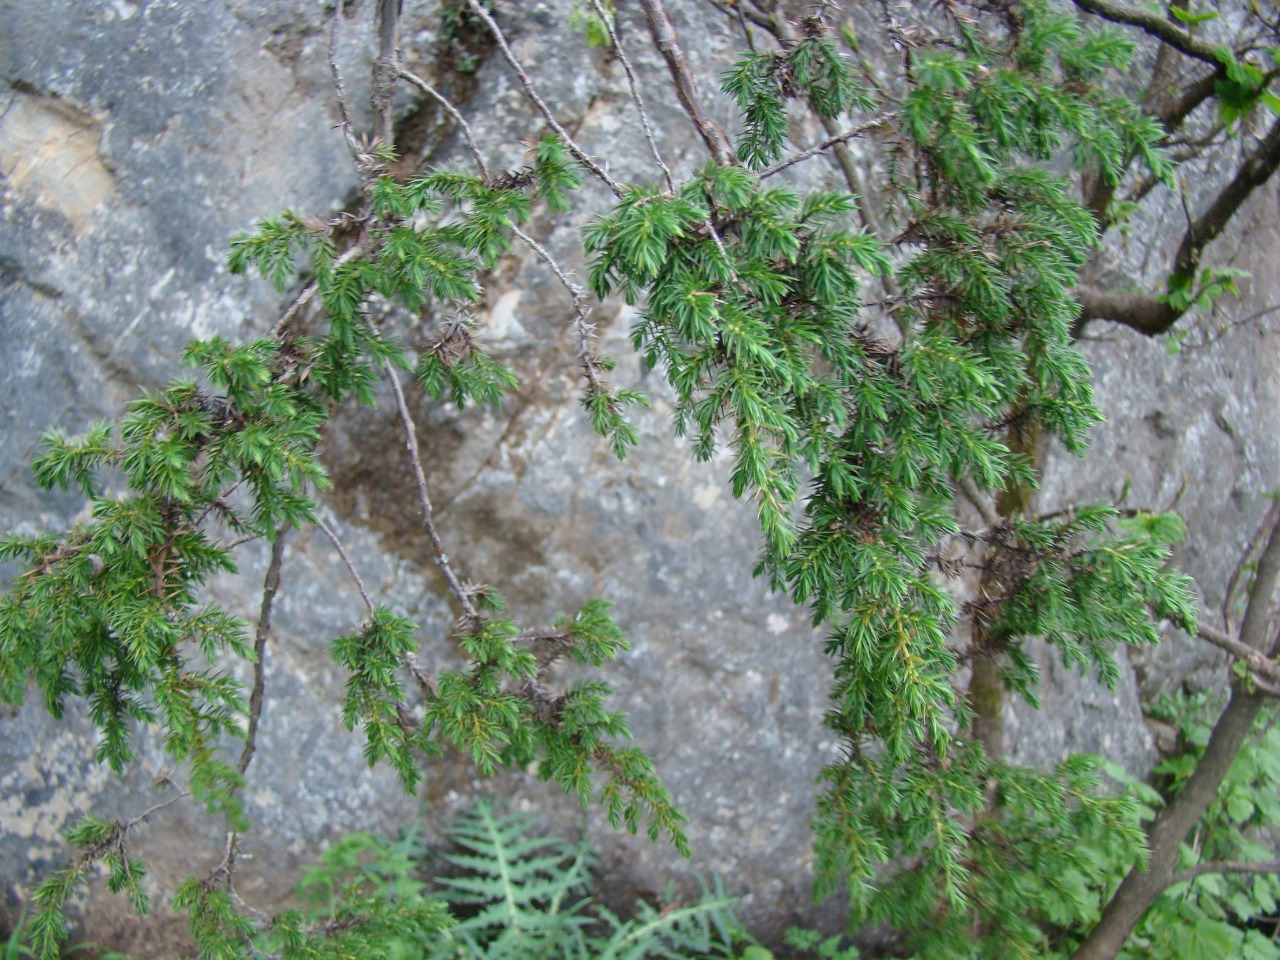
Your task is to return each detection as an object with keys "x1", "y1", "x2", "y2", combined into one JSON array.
[
  {"x1": 1111, "y1": 695, "x2": 1280, "y2": 960},
  {"x1": 292, "y1": 801, "x2": 749, "y2": 960}
]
